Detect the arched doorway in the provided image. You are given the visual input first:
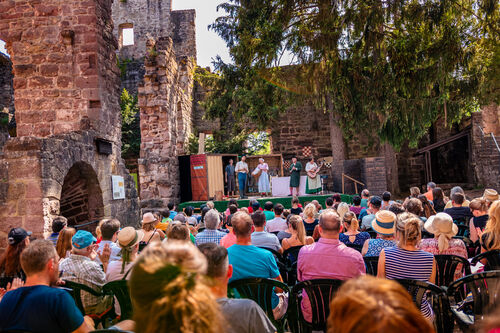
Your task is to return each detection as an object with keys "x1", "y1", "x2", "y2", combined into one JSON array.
[{"x1": 60, "y1": 162, "x2": 104, "y2": 230}]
